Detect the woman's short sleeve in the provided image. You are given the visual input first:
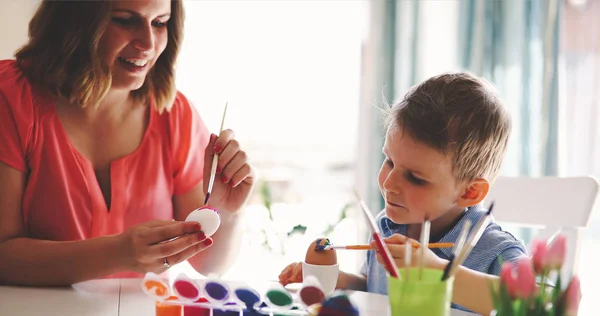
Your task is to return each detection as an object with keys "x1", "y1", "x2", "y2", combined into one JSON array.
[
  {"x1": 170, "y1": 92, "x2": 211, "y2": 195},
  {"x1": 0, "y1": 60, "x2": 32, "y2": 172}
]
